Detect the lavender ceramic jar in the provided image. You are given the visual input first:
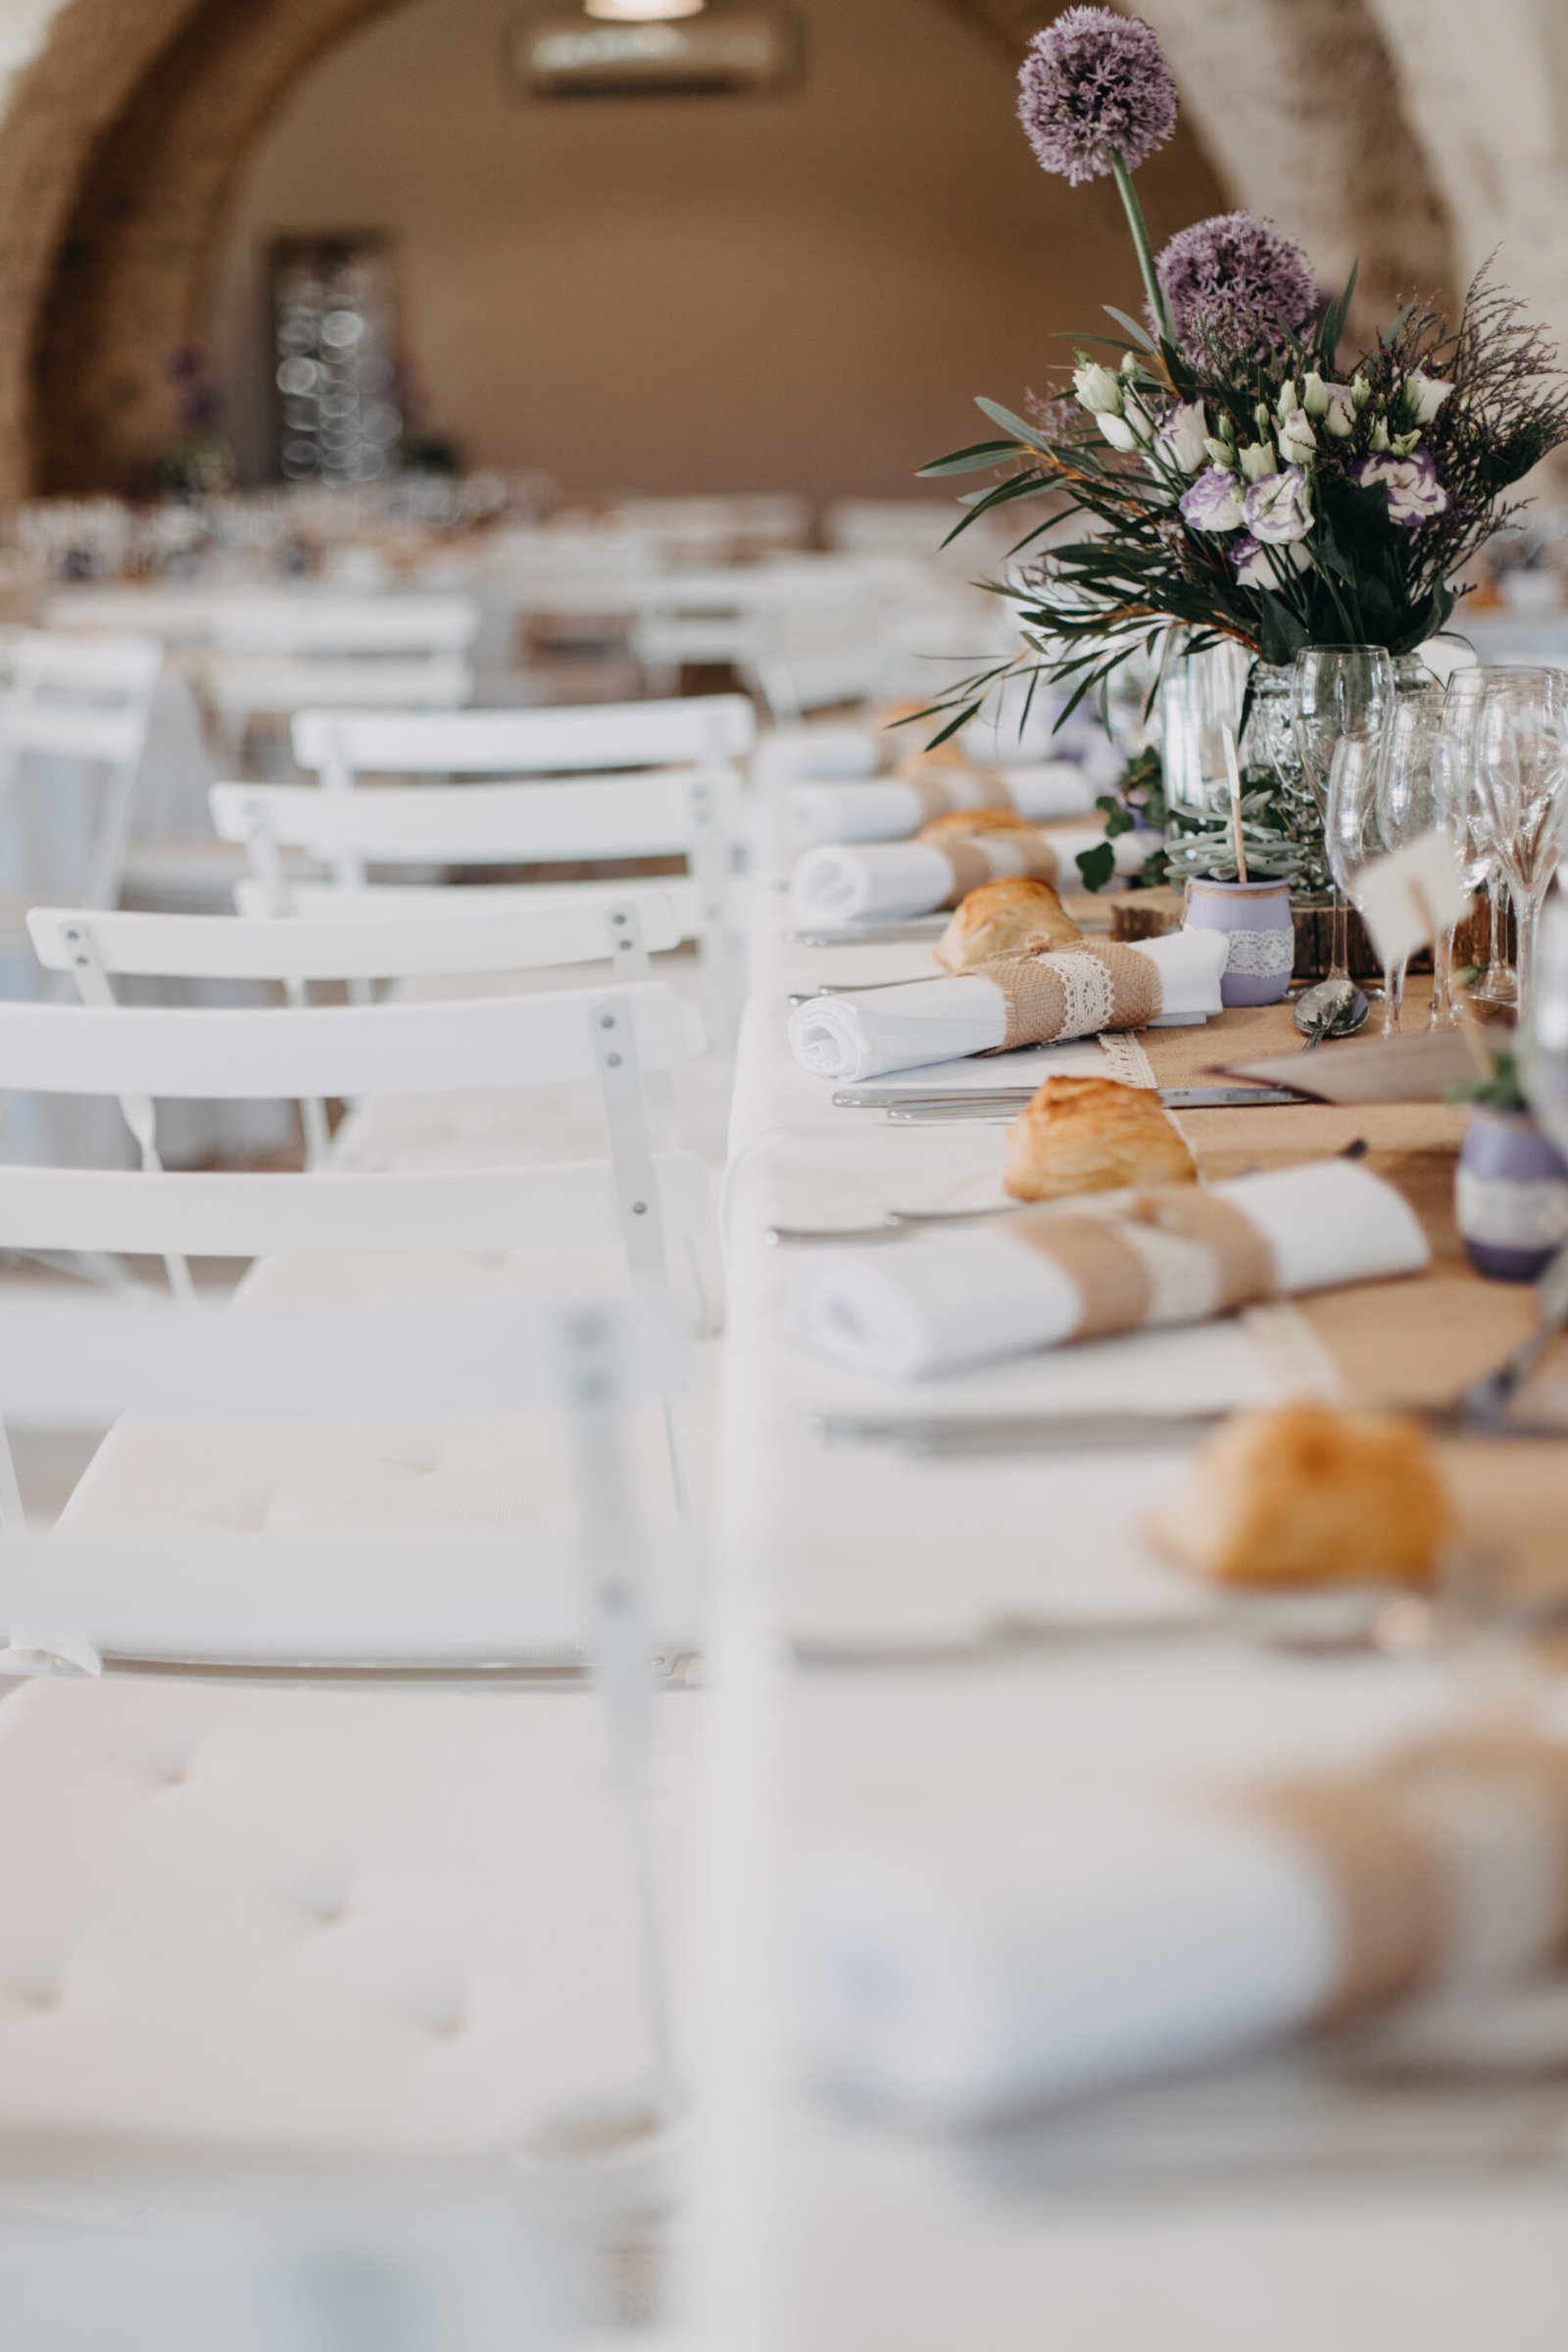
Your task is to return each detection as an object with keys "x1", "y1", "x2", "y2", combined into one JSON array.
[
  {"x1": 1181, "y1": 877, "x2": 1296, "y2": 1007},
  {"x1": 1455, "y1": 1108, "x2": 1568, "y2": 1282}
]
